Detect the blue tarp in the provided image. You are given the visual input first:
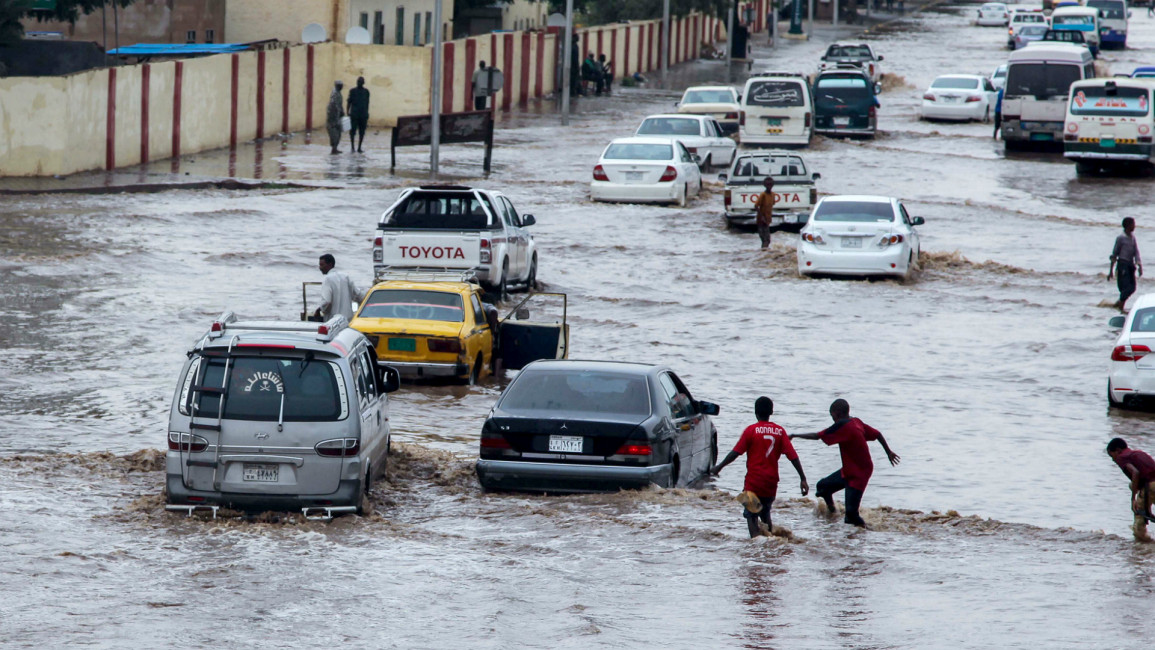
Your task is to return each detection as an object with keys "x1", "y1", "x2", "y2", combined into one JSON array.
[{"x1": 107, "y1": 43, "x2": 252, "y2": 56}]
